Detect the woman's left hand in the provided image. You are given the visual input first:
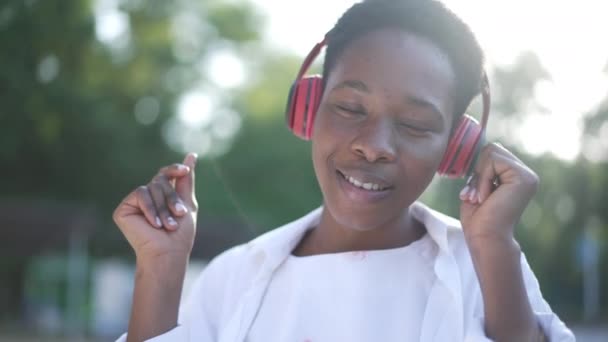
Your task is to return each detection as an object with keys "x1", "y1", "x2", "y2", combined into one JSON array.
[{"x1": 459, "y1": 143, "x2": 539, "y2": 244}]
